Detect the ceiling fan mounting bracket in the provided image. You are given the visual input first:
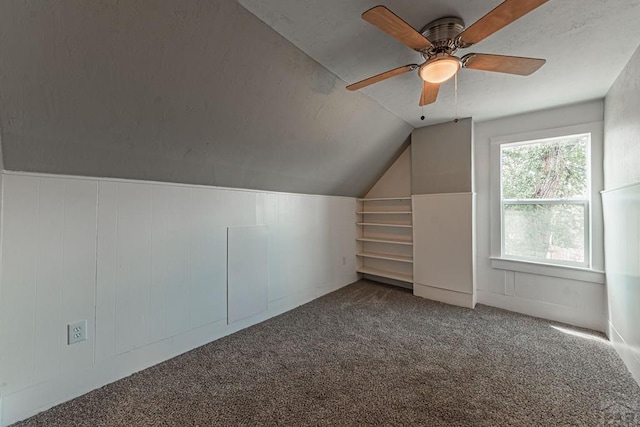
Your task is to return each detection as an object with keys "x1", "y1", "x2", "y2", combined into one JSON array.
[{"x1": 420, "y1": 17, "x2": 465, "y2": 56}]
